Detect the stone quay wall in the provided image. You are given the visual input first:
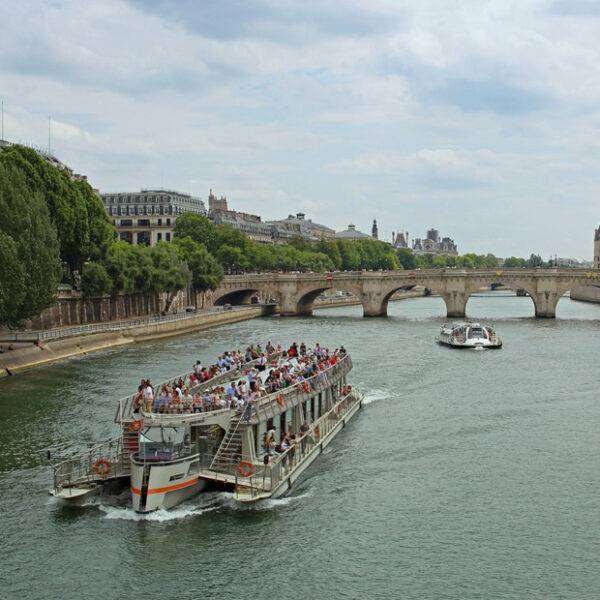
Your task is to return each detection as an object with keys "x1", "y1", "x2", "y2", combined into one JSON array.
[
  {"x1": 8, "y1": 286, "x2": 214, "y2": 332},
  {"x1": 570, "y1": 286, "x2": 600, "y2": 304}
]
